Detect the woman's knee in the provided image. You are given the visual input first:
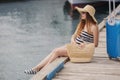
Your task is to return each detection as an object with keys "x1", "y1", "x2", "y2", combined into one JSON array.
[{"x1": 52, "y1": 48, "x2": 61, "y2": 56}]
